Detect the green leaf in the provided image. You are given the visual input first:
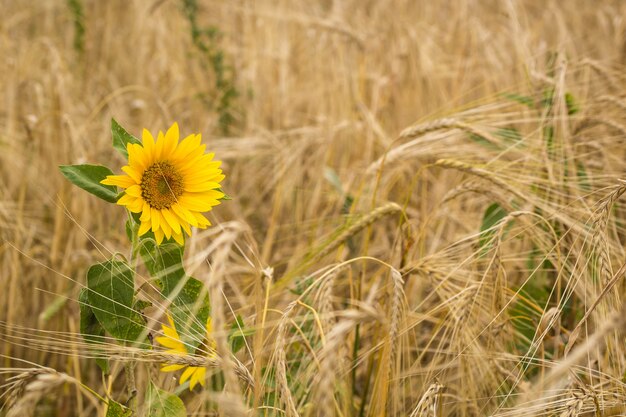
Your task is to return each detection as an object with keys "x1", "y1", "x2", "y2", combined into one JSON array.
[
  {"x1": 543, "y1": 125, "x2": 555, "y2": 159},
  {"x1": 106, "y1": 400, "x2": 133, "y2": 417},
  {"x1": 495, "y1": 127, "x2": 522, "y2": 143},
  {"x1": 468, "y1": 133, "x2": 498, "y2": 150},
  {"x1": 501, "y1": 92, "x2": 534, "y2": 108},
  {"x1": 576, "y1": 161, "x2": 591, "y2": 192},
  {"x1": 59, "y1": 164, "x2": 118, "y2": 203},
  {"x1": 79, "y1": 288, "x2": 109, "y2": 373},
  {"x1": 146, "y1": 381, "x2": 187, "y2": 417},
  {"x1": 229, "y1": 315, "x2": 255, "y2": 354},
  {"x1": 565, "y1": 92, "x2": 579, "y2": 115},
  {"x1": 86, "y1": 260, "x2": 146, "y2": 345},
  {"x1": 216, "y1": 188, "x2": 232, "y2": 200},
  {"x1": 125, "y1": 219, "x2": 134, "y2": 242},
  {"x1": 139, "y1": 241, "x2": 210, "y2": 353},
  {"x1": 541, "y1": 87, "x2": 556, "y2": 110},
  {"x1": 112, "y1": 118, "x2": 141, "y2": 159},
  {"x1": 479, "y1": 203, "x2": 508, "y2": 249},
  {"x1": 134, "y1": 299, "x2": 152, "y2": 311},
  {"x1": 39, "y1": 295, "x2": 67, "y2": 323}
]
